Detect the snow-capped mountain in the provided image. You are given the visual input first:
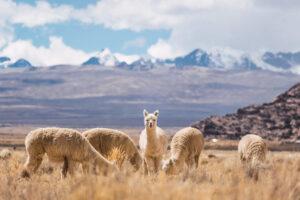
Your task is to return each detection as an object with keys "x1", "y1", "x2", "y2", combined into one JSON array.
[
  {"x1": 81, "y1": 48, "x2": 300, "y2": 74},
  {"x1": 0, "y1": 56, "x2": 10, "y2": 63},
  {"x1": 1, "y1": 48, "x2": 300, "y2": 74},
  {"x1": 0, "y1": 57, "x2": 32, "y2": 68},
  {"x1": 9, "y1": 59, "x2": 32, "y2": 68},
  {"x1": 82, "y1": 48, "x2": 119, "y2": 67},
  {"x1": 262, "y1": 52, "x2": 300, "y2": 69},
  {"x1": 165, "y1": 48, "x2": 257, "y2": 70},
  {"x1": 117, "y1": 58, "x2": 158, "y2": 71}
]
